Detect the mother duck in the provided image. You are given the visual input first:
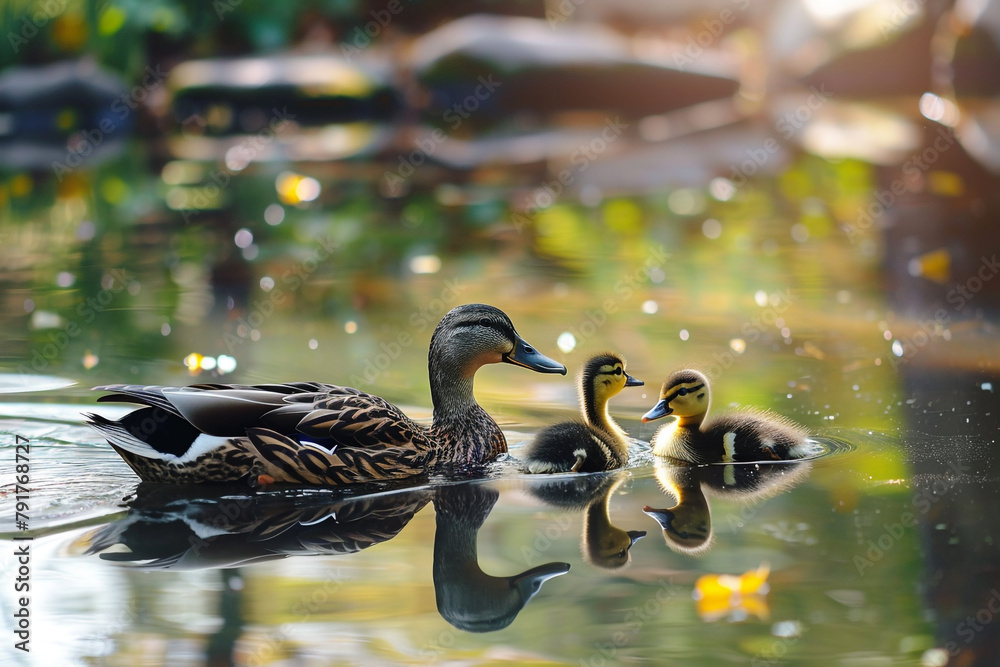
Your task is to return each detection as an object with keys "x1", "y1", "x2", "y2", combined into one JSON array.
[{"x1": 87, "y1": 304, "x2": 566, "y2": 486}]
